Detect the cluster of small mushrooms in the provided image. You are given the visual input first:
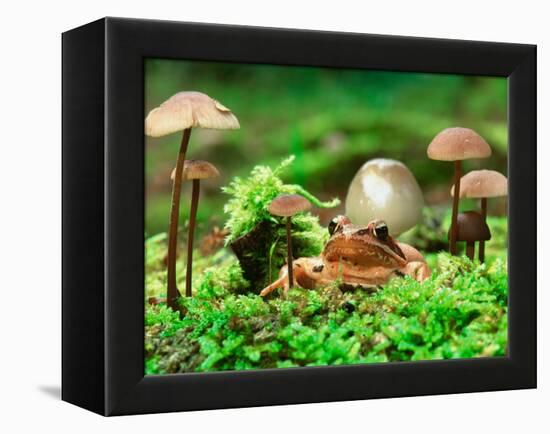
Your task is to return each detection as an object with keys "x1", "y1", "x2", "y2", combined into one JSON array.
[
  {"x1": 145, "y1": 92, "x2": 240, "y2": 311},
  {"x1": 427, "y1": 127, "x2": 507, "y2": 261}
]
